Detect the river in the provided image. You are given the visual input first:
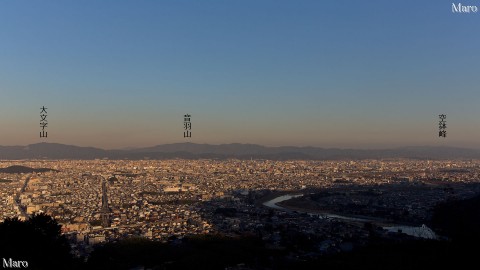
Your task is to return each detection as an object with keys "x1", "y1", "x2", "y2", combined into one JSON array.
[{"x1": 262, "y1": 194, "x2": 437, "y2": 240}]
